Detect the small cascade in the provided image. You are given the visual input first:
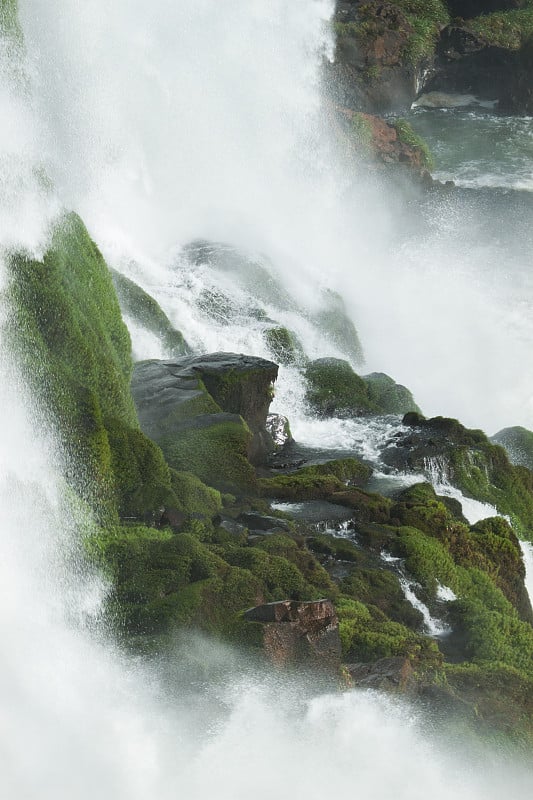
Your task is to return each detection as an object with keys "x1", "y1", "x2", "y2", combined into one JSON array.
[
  {"x1": 399, "y1": 578, "x2": 451, "y2": 637},
  {"x1": 423, "y1": 456, "x2": 501, "y2": 525},
  {"x1": 519, "y1": 540, "x2": 533, "y2": 609},
  {"x1": 381, "y1": 552, "x2": 451, "y2": 637}
]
